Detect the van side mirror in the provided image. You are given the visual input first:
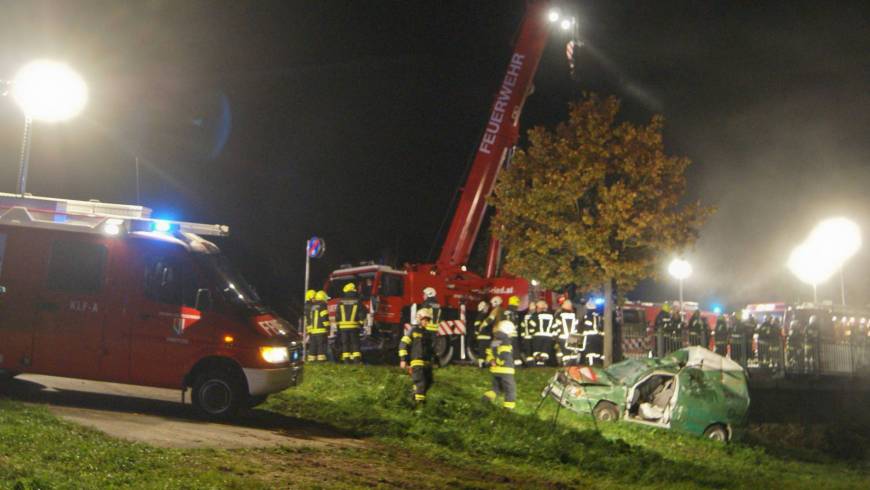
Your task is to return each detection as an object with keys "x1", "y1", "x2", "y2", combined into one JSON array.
[{"x1": 195, "y1": 288, "x2": 212, "y2": 311}]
